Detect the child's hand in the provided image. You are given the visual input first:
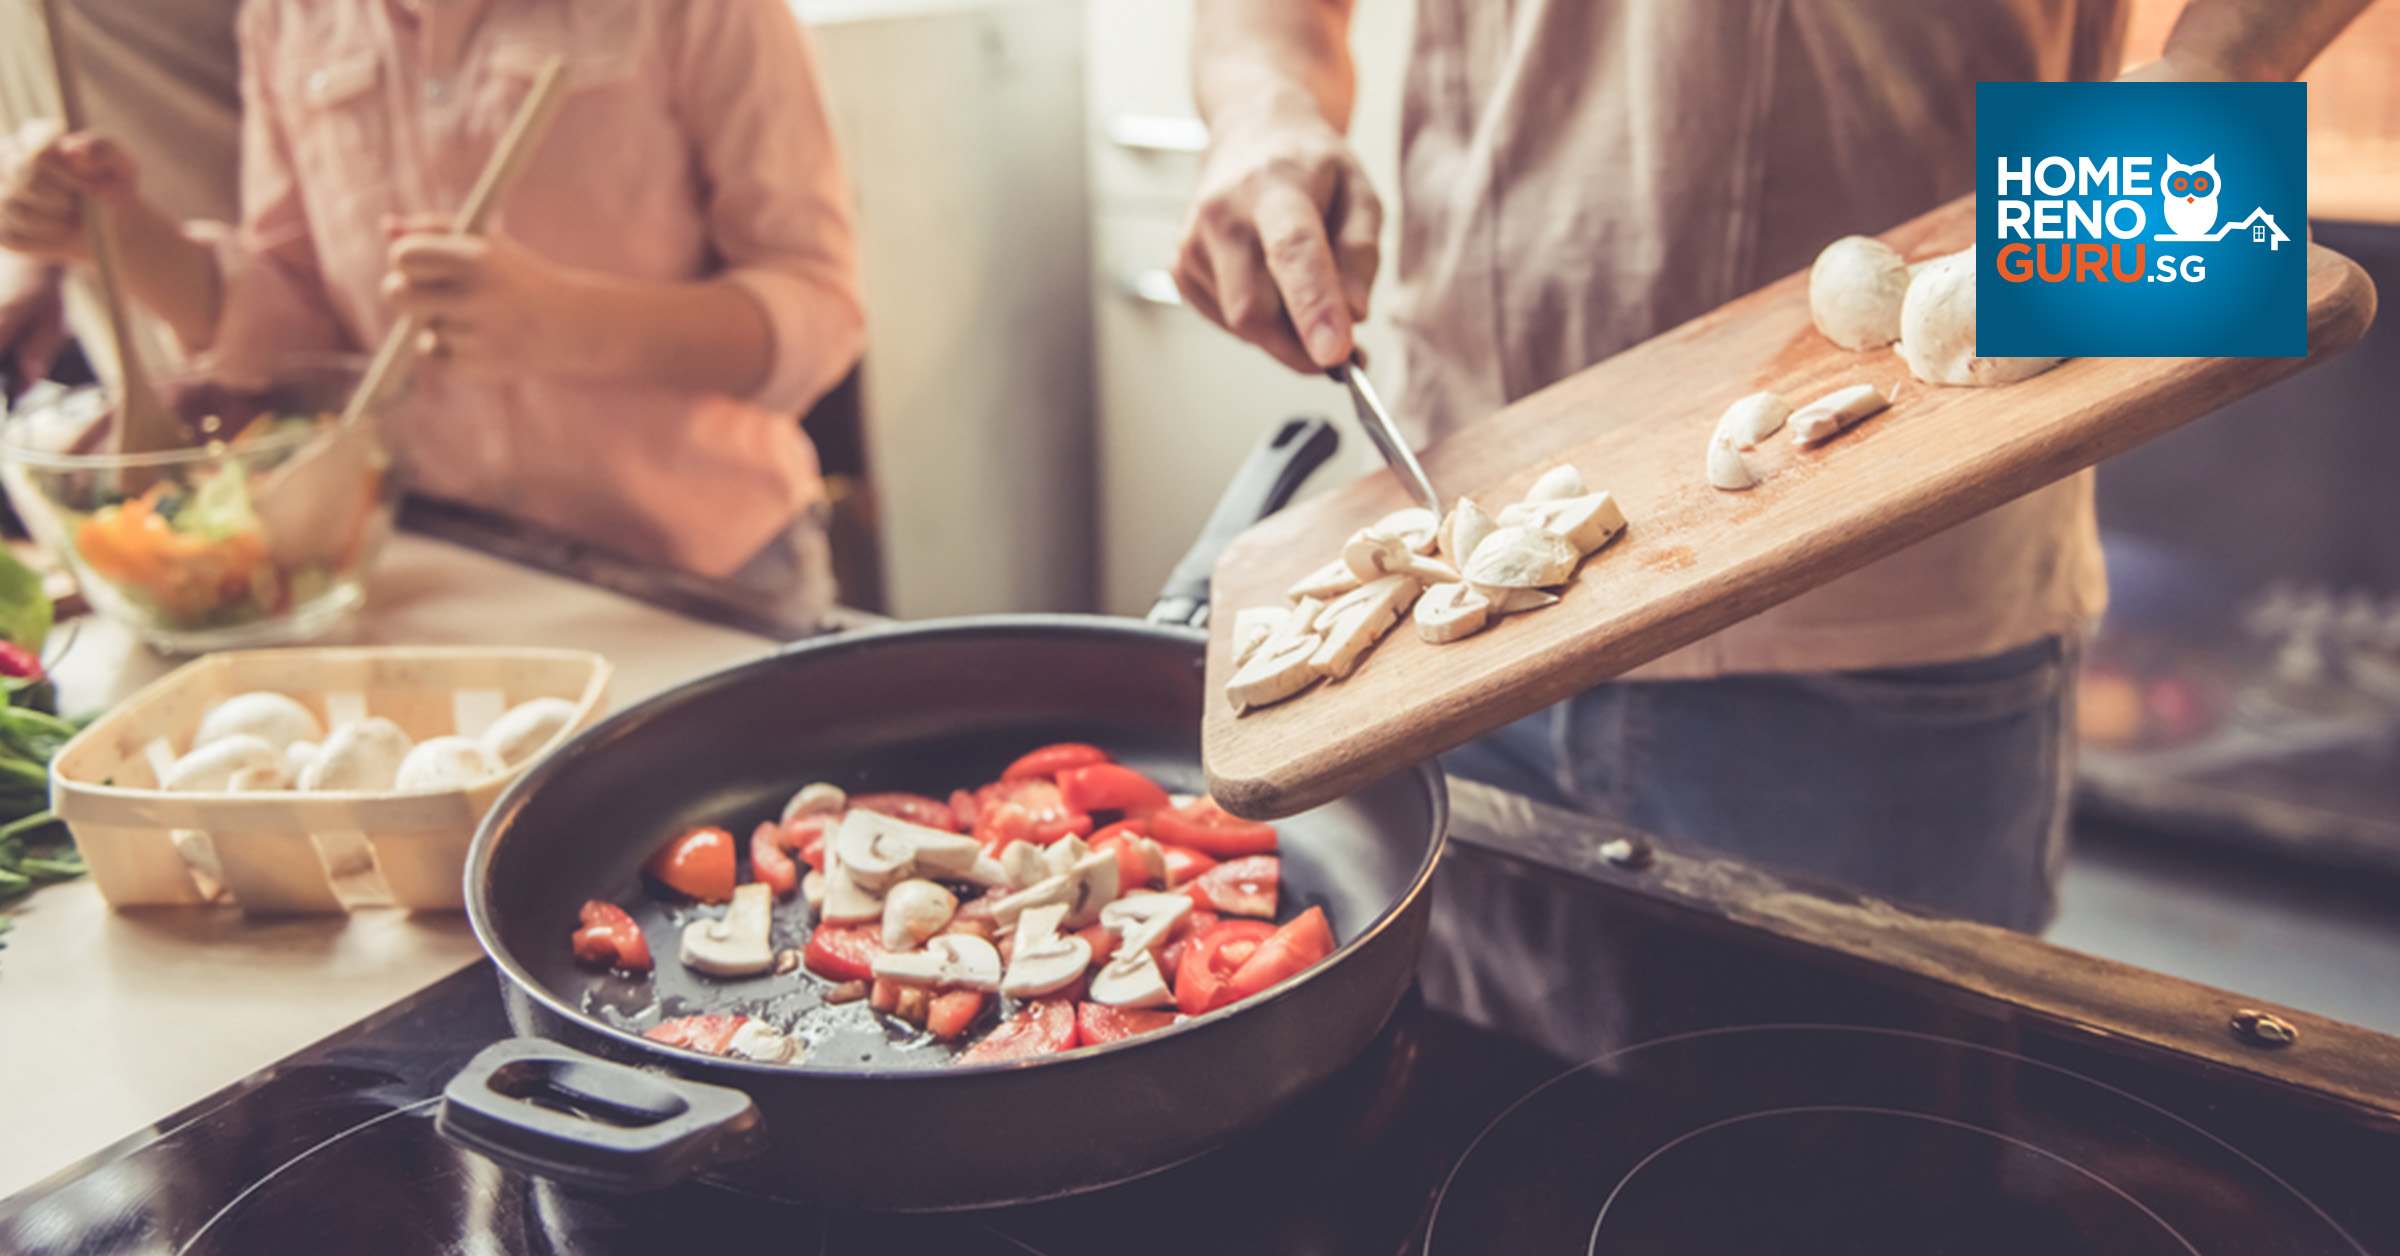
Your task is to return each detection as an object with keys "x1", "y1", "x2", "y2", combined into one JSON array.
[
  {"x1": 0, "y1": 122, "x2": 141, "y2": 264},
  {"x1": 382, "y1": 223, "x2": 592, "y2": 380}
]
